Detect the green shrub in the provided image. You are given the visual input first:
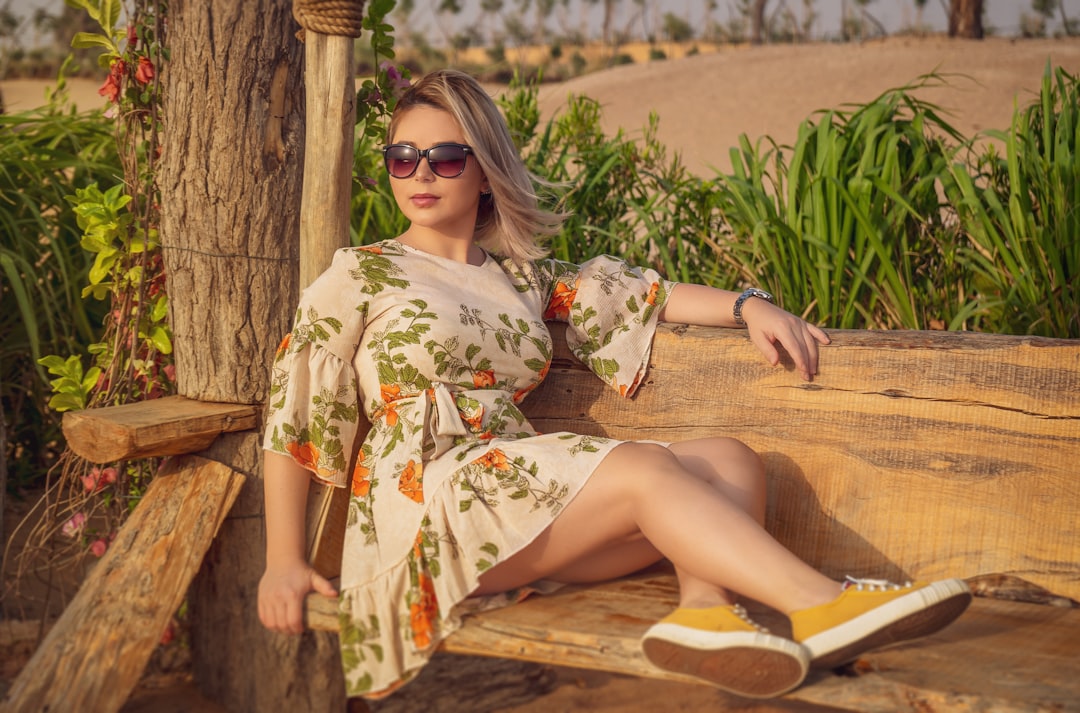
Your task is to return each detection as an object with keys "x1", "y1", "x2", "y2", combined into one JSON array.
[
  {"x1": 944, "y1": 64, "x2": 1080, "y2": 337},
  {"x1": 1, "y1": 95, "x2": 121, "y2": 491}
]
